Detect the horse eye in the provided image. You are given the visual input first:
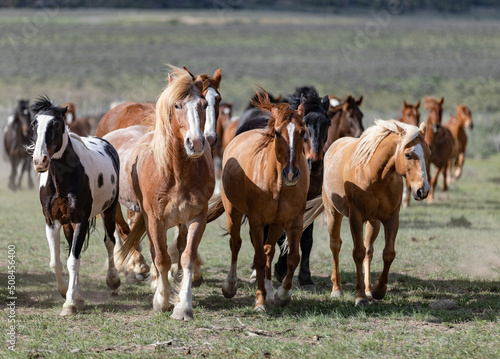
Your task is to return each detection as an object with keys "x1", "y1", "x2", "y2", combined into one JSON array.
[
  {"x1": 405, "y1": 152, "x2": 412, "y2": 160},
  {"x1": 175, "y1": 102, "x2": 182, "y2": 110}
]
